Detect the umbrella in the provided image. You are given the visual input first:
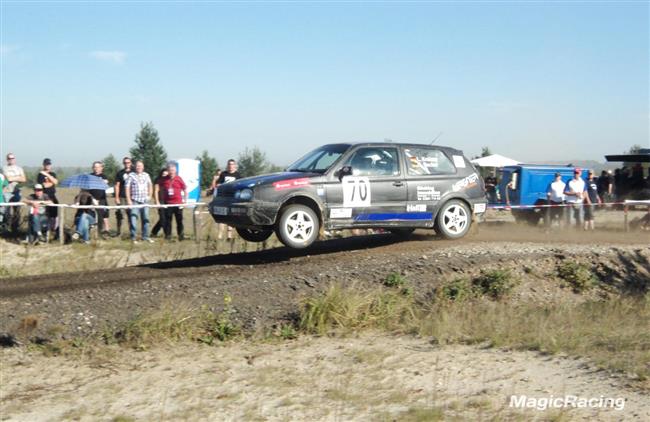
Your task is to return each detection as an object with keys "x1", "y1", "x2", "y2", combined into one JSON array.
[
  {"x1": 60, "y1": 174, "x2": 109, "y2": 190},
  {"x1": 470, "y1": 154, "x2": 520, "y2": 167}
]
